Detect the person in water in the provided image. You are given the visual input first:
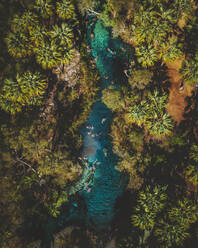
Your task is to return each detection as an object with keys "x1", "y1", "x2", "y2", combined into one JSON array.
[
  {"x1": 107, "y1": 47, "x2": 115, "y2": 55},
  {"x1": 101, "y1": 118, "x2": 106, "y2": 124},
  {"x1": 124, "y1": 69, "x2": 129, "y2": 78},
  {"x1": 88, "y1": 164, "x2": 96, "y2": 174},
  {"x1": 103, "y1": 148, "x2": 107, "y2": 157},
  {"x1": 84, "y1": 182, "x2": 91, "y2": 192}
]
